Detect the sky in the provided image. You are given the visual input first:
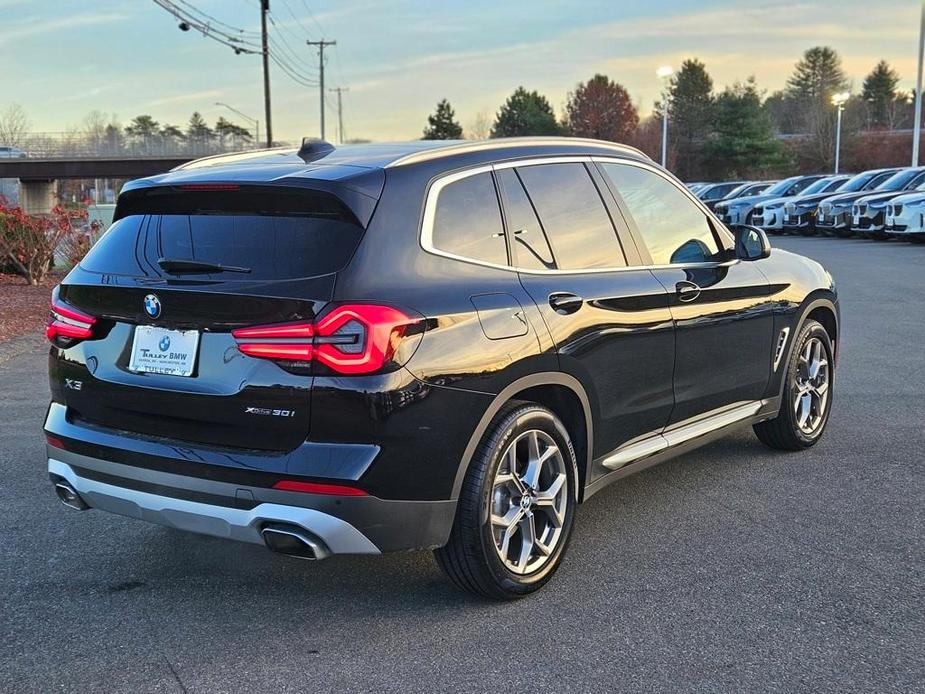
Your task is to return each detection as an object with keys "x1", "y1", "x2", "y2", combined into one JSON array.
[{"x1": 0, "y1": 0, "x2": 919, "y2": 143}]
